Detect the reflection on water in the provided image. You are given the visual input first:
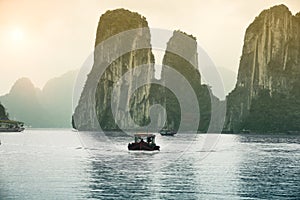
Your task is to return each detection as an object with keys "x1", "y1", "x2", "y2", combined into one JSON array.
[
  {"x1": 237, "y1": 135, "x2": 300, "y2": 199},
  {"x1": 0, "y1": 130, "x2": 299, "y2": 199},
  {"x1": 0, "y1": 130, "x2": 91, "y2": 200},
  {"x1": 88, "y1": 149, "x2": 200, "y2": 199}
]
